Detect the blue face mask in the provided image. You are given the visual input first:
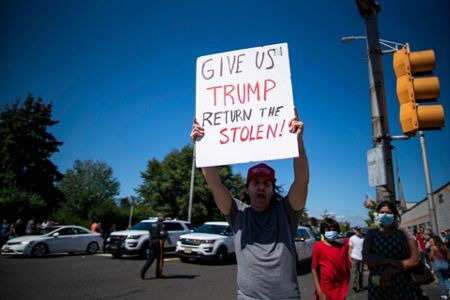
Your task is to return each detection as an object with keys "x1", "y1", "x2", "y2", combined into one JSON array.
[
  {"x1": 378, "y1": 213, "x2": 395, "y2": 227},
  {"x1": 324, "y1": 231, "x2": 338, "y2": 241}
]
